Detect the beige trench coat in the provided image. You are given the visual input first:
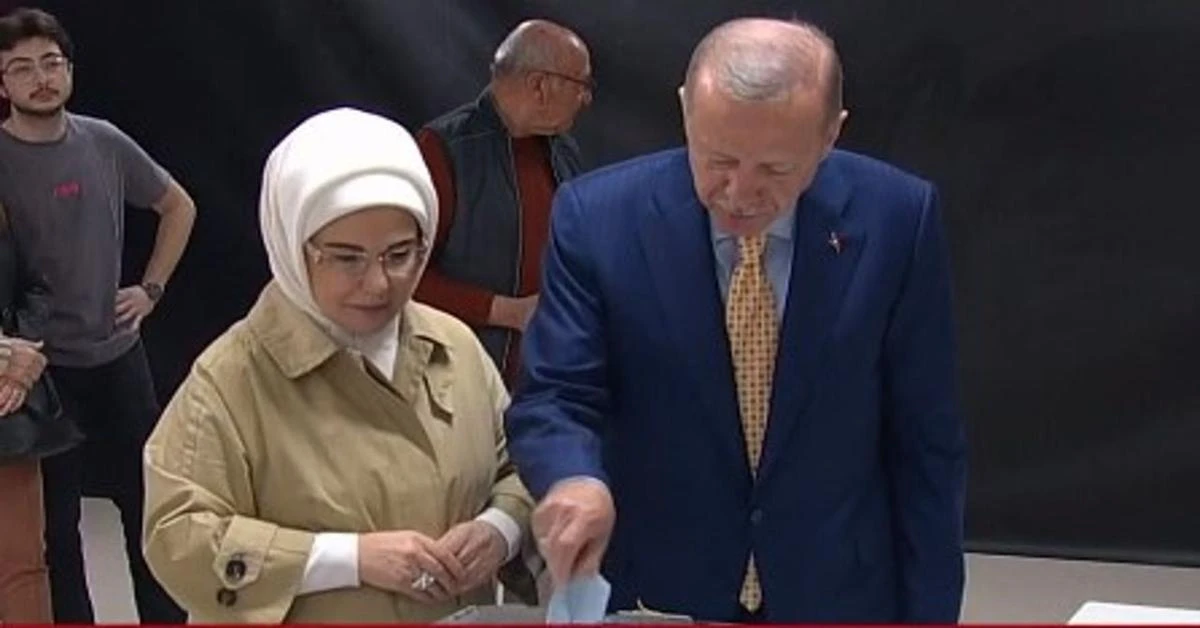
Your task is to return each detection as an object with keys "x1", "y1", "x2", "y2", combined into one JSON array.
[{"x1": 142, "y1": 283, "x2": 533, "y2": 623}]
